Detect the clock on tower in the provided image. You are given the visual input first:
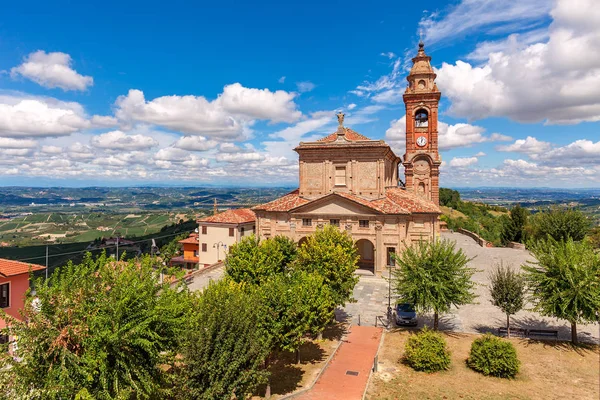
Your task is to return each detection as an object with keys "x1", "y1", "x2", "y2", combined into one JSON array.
[{"x1": 402, "y1": 41, "x2": 442, "y2": 205}]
